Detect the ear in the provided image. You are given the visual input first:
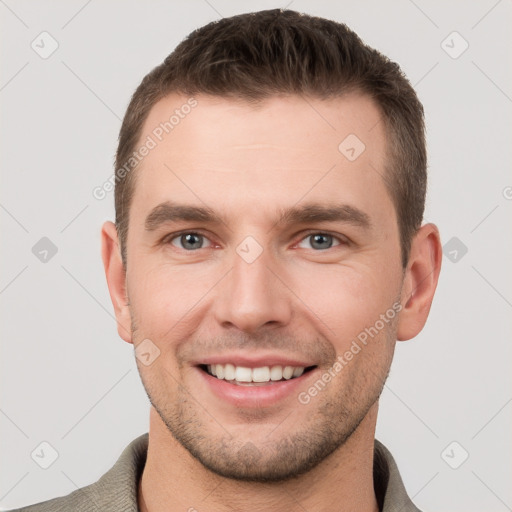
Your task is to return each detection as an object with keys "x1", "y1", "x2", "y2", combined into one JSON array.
[
  {"x1": 397, "y1": 223, "x2": 442, "y2": 341},
  {"x1": 101, "y1": 221, "x2": 133, "y2": 344}
]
